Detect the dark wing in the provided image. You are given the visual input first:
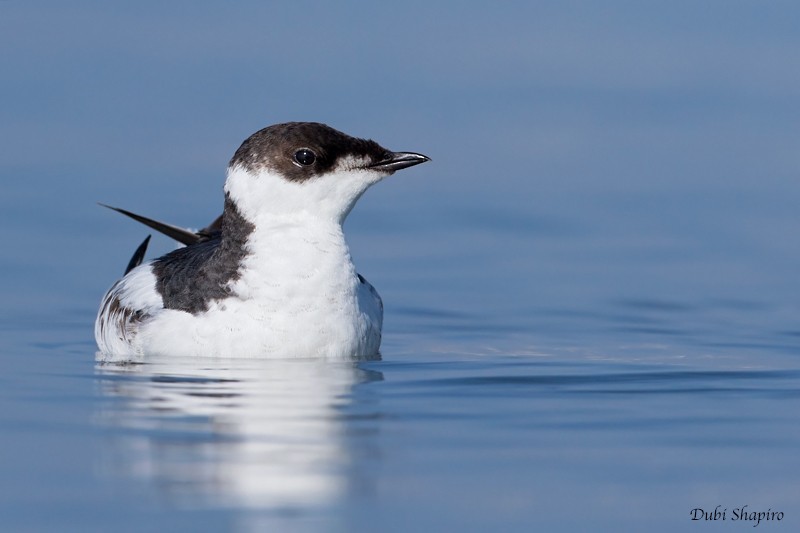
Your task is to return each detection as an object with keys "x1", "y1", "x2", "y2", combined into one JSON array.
[
  {"x1": 195, "y1": 214, "x2": 223, "y2": 242},
  {"x1": 99, "y1": 203, "x2": 222, "y2": 245},
  {"x1": 125, "y1": 235, "x2": 151, "y2": 275}
]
